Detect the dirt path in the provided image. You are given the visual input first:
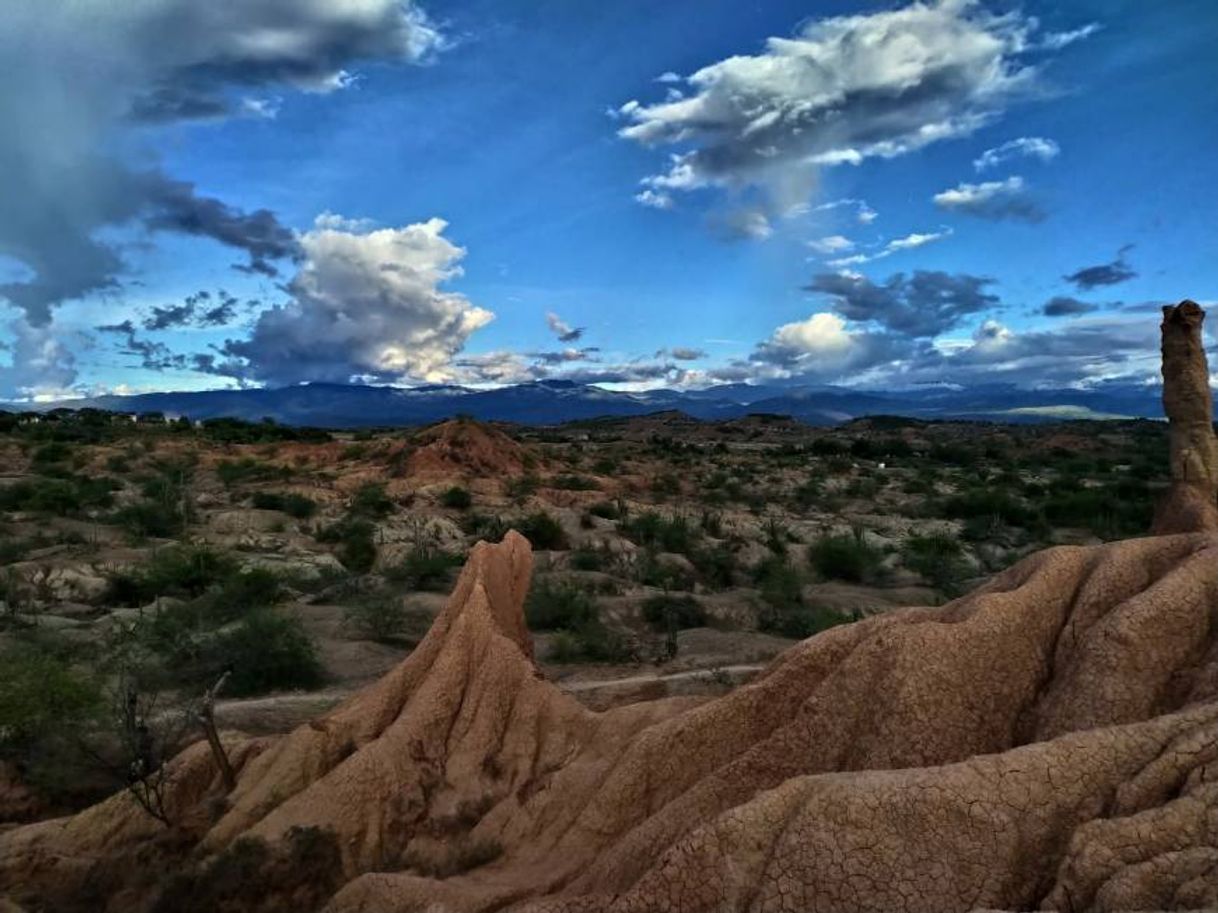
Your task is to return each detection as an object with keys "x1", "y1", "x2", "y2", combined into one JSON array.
[{"x1": 214, "y1": 664, "x2": 768, "y2": 734}]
